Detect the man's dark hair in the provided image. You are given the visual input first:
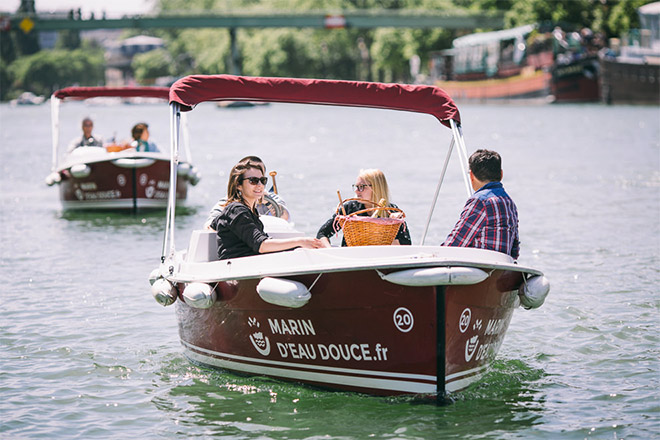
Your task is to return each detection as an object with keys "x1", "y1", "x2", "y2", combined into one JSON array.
[{"x1": 469, "y1": 149, "x2": 502, "y2": 182}]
